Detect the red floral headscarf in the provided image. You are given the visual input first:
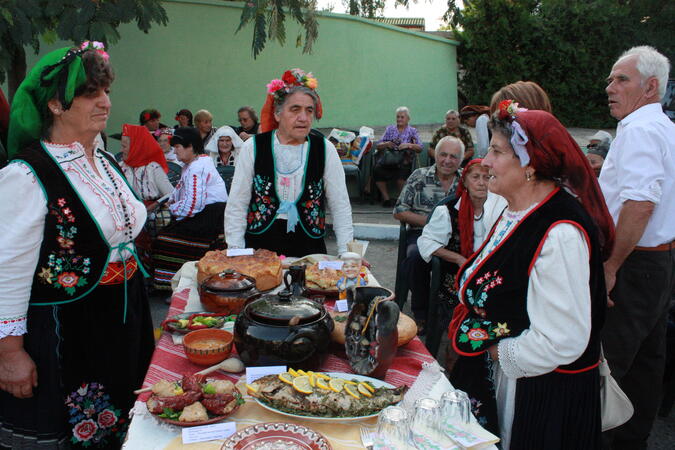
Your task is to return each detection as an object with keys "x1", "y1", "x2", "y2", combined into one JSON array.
[
  {"x1": 455, "y1": 159, "x2": 485, "y2": 258},
  {"x1": 122, "y1": 124, "x2": 168, "y2": 173}
]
